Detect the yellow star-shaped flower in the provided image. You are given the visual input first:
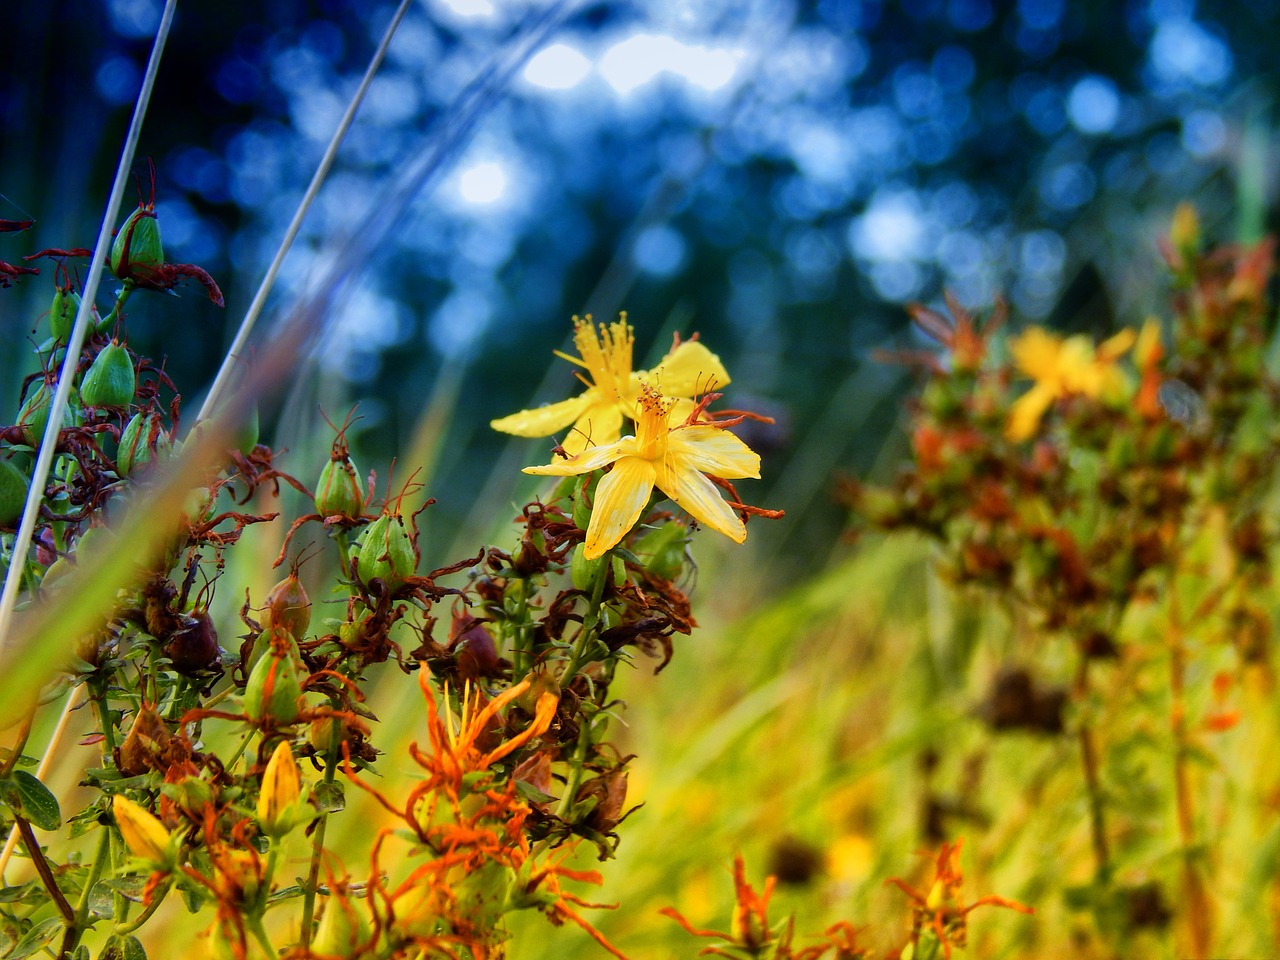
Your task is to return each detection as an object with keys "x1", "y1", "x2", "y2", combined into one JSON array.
[
  {"x1": 523, "y1": 388, "x2": 761, "y2": 558},
  {"x1": 1006, "y1": 326, "x2": 1135, "y2": 441},
  {"x1": 491, "y1": 314, "x2": 730, "y2": 455}
]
